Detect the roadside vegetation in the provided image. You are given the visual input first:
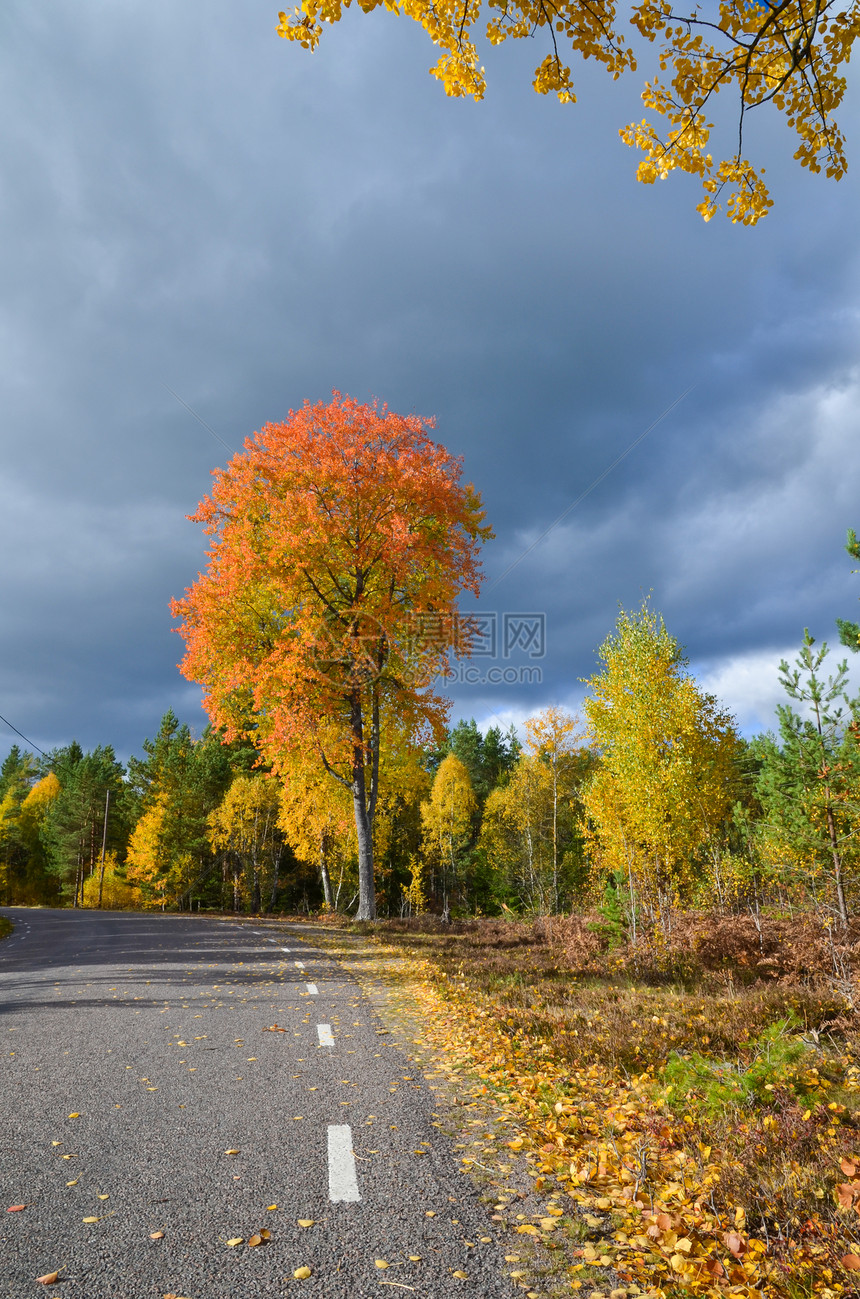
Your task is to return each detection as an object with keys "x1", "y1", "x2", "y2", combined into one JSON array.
[{"x1": 329, "y1": 911, "x2": 860, "y2": 1298}]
